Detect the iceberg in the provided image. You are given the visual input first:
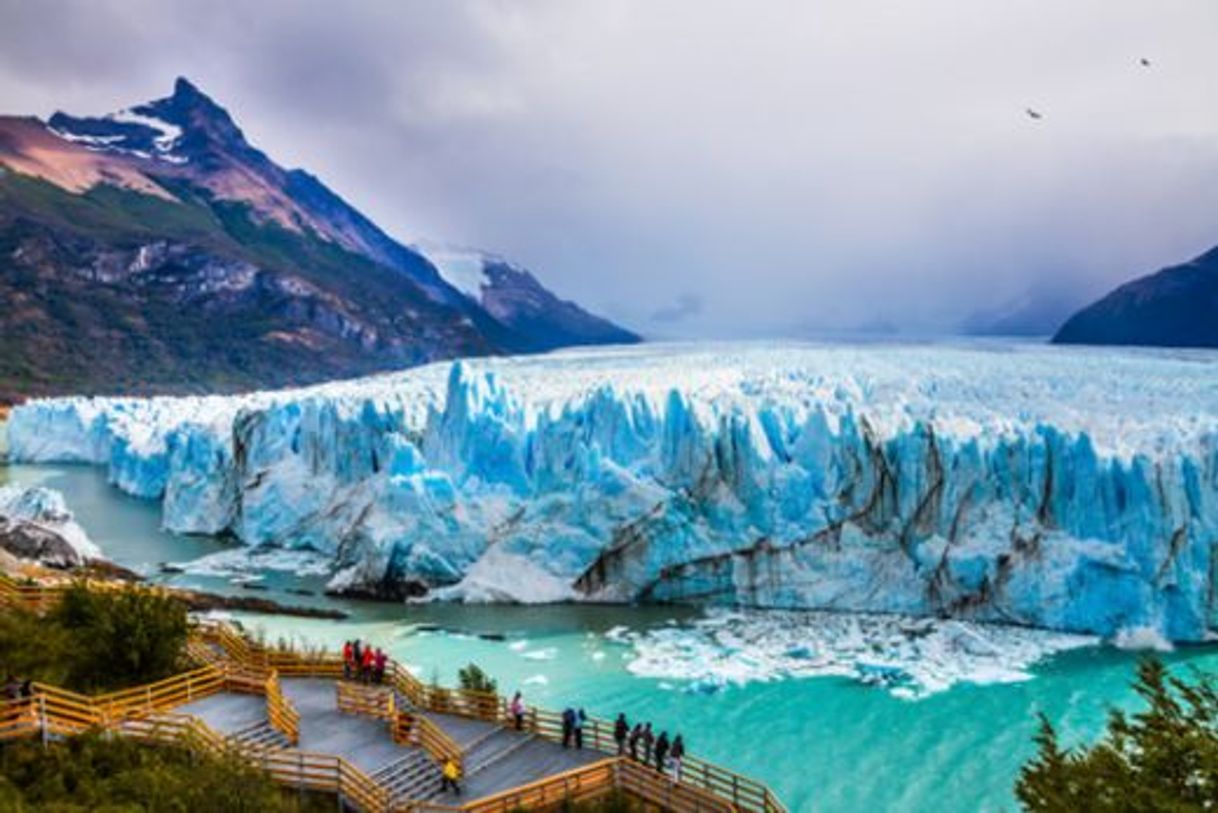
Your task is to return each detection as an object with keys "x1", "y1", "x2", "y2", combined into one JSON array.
[
  {"x1": 0, "y1": 484, "x2": 101, "y2": 567},
  {"x1": 7, "y1": 342, "x2": 1218, "y2": 641}
]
